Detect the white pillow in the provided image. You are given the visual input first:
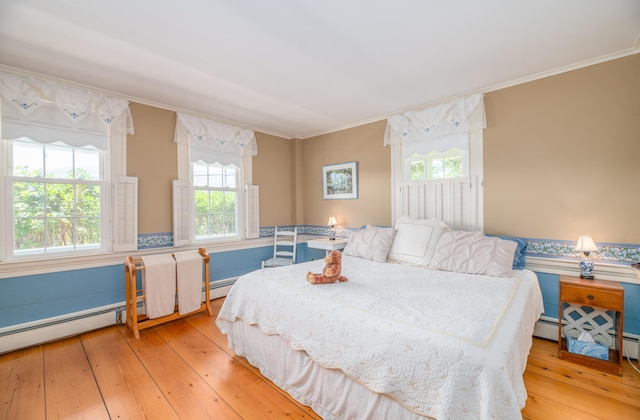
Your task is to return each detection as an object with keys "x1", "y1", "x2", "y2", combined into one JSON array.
[
  {"x1": 343, "y1": 227, "x2": 396, "y2": 263},
  {"x1": 429, "y1": 231, "x2": 517, "y2": 277},
  {"x1": 387, "y1": 216, "x2": 448, "y2": 266}
]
